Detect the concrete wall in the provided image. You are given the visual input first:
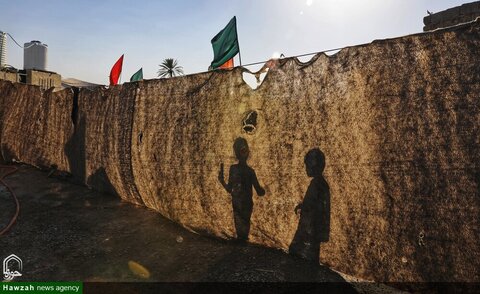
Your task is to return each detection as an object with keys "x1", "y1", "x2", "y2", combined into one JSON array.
[
  {"x1": 26, "y1": 69, "x2": 62, "y2": 91},
  {"x1": 424, "y1": 1, "x2": 480, "y2": 31},
  {"x1": 0, "y1": 69, "x2": 61, "y2": 90},
  {"x1": 0, "y1": 21, "x2": 479, "y2": 282},
  {"x1": 0, "y1": 71, "x2": 20, "y2": 83}
]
